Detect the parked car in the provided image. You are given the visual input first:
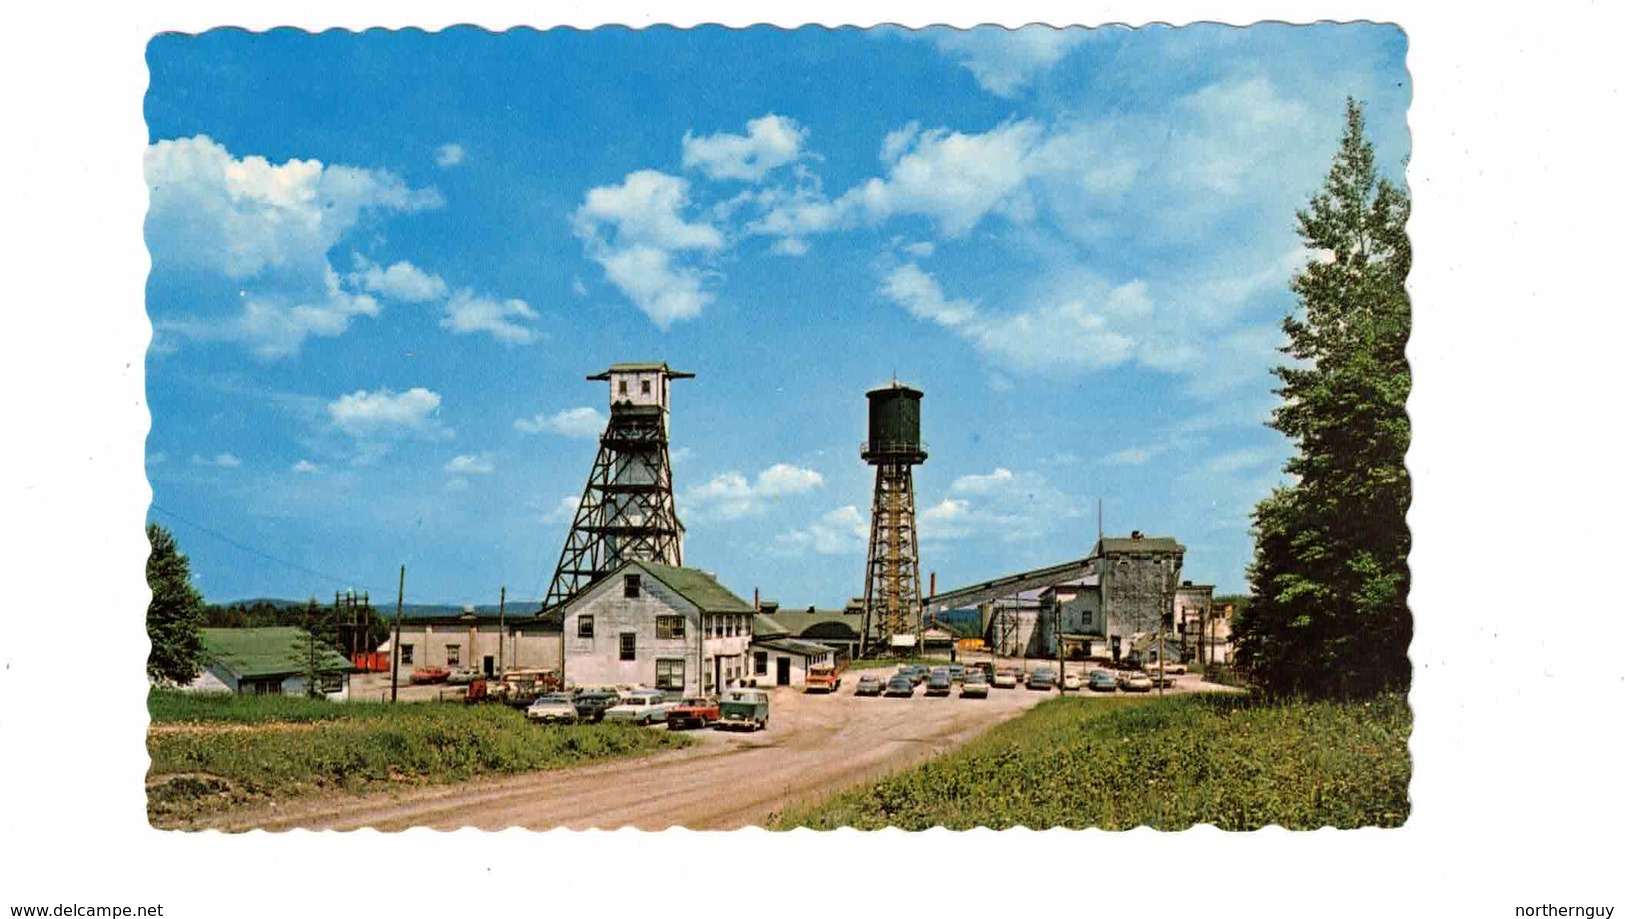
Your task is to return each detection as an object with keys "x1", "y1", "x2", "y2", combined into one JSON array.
[
  {"x1": 947, "y1": 663, "x2": 967, "y2": 683},
  {"x1": 486, "y1": 668, "x2": 563, "y2": 706},
  {"x1": 854, "y1": 674, "x2": 884, "y2": 696},
  {"x1": 666, "y1": 697, "x2": 721, "y2": 730},
  {"x1": 1090, "y1": 669, "x2": 1122, "y2": 692},
  {"x1": 409, "y1": 666, "x2": 450, "y2": 684},
  {"x1": 525, "y1": 693, "x2": 580, "y2": 724},
  {"x1": 960, "y1": 671, "x2": 990, "y2": 699},
  {"x1": 884, "y1": 674, "x2": 916, "y2": 697},
  {"x1": 1061, "y1": 671, "x2": 1083, "y2": 691},
  {"x1": 991, "y1": 667, "x2": 1020, "y2": 689},
  {"x1": 902, "y1": 665, "x2": 930, "y2": 685},
  {"x1": 604, "y1": 690, "x2": 672, "y2": 725},
  {"x1": 1119, "y1": 671, "x2": 1153, "y2": 693},
  {"x1": 805, "y1": 663, "x2": 844, "y2": 694},
  {"x1": 571, "y1": 690, "x2": 622, "y2": 723},
  {"x1": 1027, "y1": 668, "x2": 1057, "y2": 691},
  {"x1": 446, "y1": 668, "x2": 483, "y2": 686},
  {"x1": 716, "y1": 689, "x2": 770, "y2": 731},
  {"x1": 1146, "y1": 671, "x2": 1177, "y2": 689},
  {"x1": 925, "y1": 668, "x2": 953, "y2": 696}
]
